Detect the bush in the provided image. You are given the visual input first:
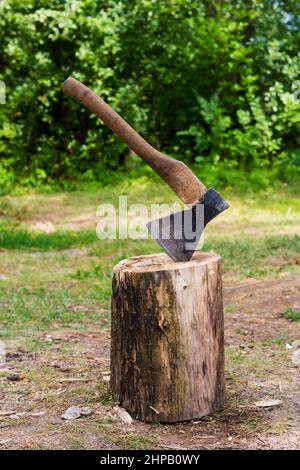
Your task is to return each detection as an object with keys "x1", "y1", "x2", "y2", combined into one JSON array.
[{"x1": 0, "y1": 0, "x2": 300, "y2": 190}]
